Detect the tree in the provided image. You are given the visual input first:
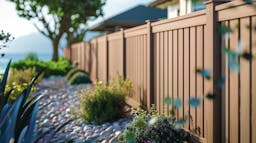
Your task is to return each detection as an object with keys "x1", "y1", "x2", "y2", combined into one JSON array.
[
  {"x1": 9, "y1": 0, "x2": 105, "y2": 61},
  {"x1": 0, "y1": 30, "x2": 13, "y2": 45},
  {"x1": 66, "y1": 23, "x2": 88, "y2": 46},
  {"x1": 0, "y1": 30, "x2": 14, "y2": 57}
]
